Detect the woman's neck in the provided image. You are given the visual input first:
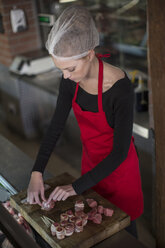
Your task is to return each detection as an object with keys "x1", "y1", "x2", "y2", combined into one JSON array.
[
  {"x1": 80, "y1": 55, "x2": 99, "y2": 85},
  {"x1": 79, "y1": 56, "x2": 100, "y2": 94}
]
